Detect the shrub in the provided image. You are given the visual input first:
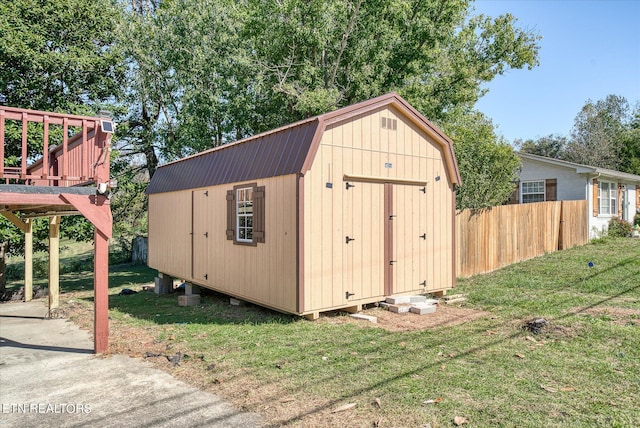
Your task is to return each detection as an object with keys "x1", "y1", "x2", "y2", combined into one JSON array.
[
  {"x1": 634, "y1": 213, "x2": 640, "y2": 227},
  {"x1": 608, "y1": 217, "x2": 632, "y2": 238}
]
